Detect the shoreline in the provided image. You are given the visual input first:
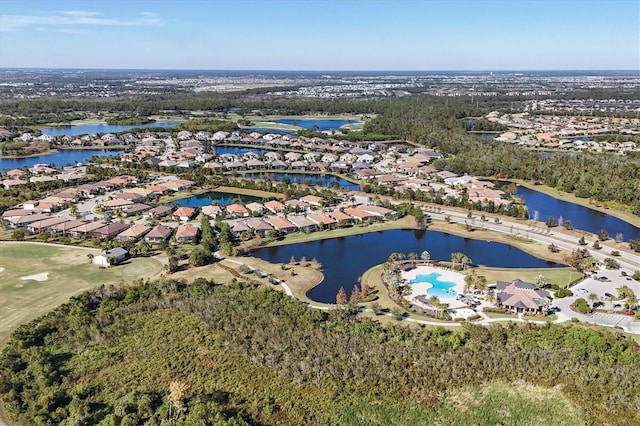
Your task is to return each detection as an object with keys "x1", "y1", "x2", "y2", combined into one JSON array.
[
  {"x1": 1, "y1": 146, "x2": 124, "y2": 159},
  {"x1": 507, "y1": 178, "x2": 640, "y2": 229}
]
